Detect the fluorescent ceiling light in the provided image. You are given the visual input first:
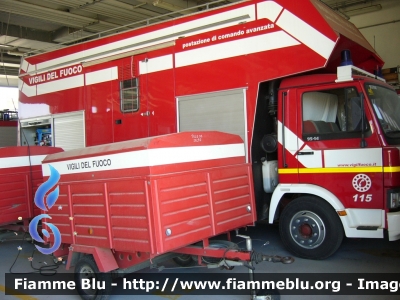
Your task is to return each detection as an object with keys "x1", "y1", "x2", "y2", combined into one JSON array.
[
  {"x1": 153, "y1": 0, "x2": 193, "y2": 14},
  {"x1": 0, "y1": 74, "x2": 18, "y2": 79},
  {"x1": 7, "y1": 50, "x2": 26, "y2": 56},
  {"x1": 341, "y1": 4, "x2": 382, "y2": 17},
  {"x1": 0, "y1": 44, "x2": 13, "y2": 49},
  {"x1": 0, "y1": 62, "x2": 20, "y2": 68}
]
